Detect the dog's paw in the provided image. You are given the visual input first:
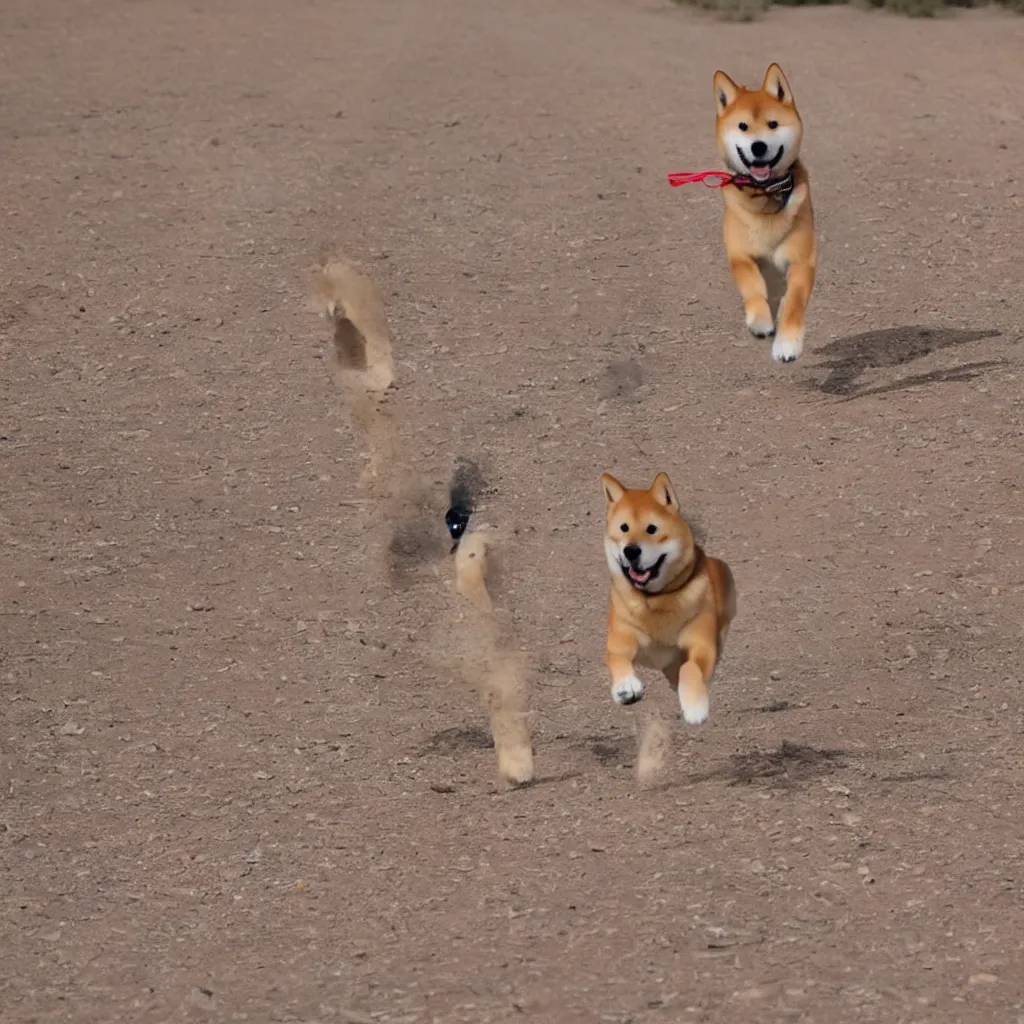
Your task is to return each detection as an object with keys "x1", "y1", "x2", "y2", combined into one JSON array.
[
  {"x1": 497, "y1": 744, "x2": 534, "y2": 787},
  {"x1": 679, "y1": 688, "x2": 709, "y2": 725},
  {"x1": 771, "y1": 329, "x2": 804, "y2": 364},
  {"x1": 612, "y1": 675, "x2": 645, "y2": 705},
  {"x1": 745, "y1": 309, "x2": 776, "y2": 339}
]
